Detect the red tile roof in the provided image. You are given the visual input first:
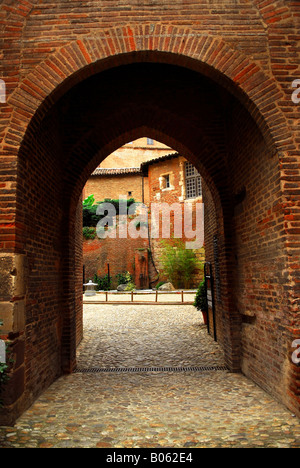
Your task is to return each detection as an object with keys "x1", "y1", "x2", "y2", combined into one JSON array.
[
  {"x1": 91, "y1": 153, "x2": 179, "y2": 177},
  {"x1": 91, "y1": 167, "x2": 142, "y2": 176}
]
